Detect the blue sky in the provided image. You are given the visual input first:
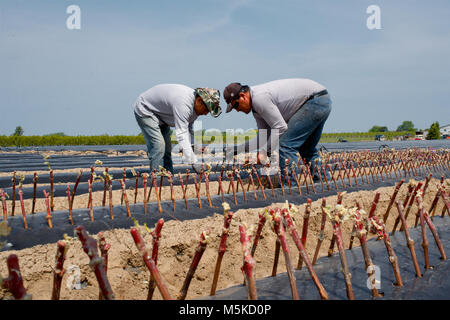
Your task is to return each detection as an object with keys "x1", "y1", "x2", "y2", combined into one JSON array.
[{"x1": 1, "y1": 0, "x2": 449, "y2": 135}]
